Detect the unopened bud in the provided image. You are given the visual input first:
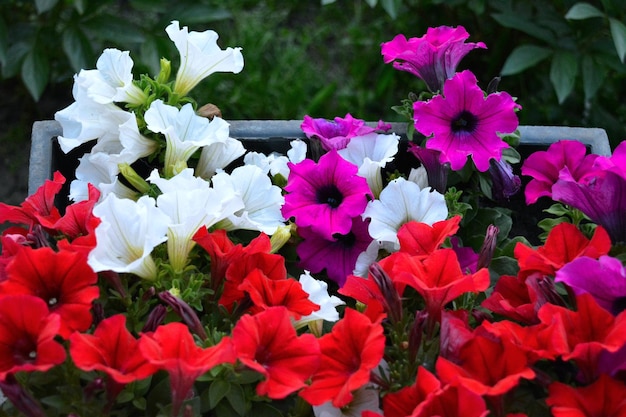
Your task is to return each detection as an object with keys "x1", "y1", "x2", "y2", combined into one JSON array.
[
  {"x1": 476, "y1": 224, "x2": 499, "y2": 270},
  {"x1": 159, "y1": 291, "x2": 207, "y2": 340},
  {"x1": 156, "y1": 58, "x2": 172, "y2": 84},
  {"x1": 197, "y1": 103, "x2": 222, "y2": 120},
  {"x1": 369, "y1": 263, "x2": 403, "y2": 324},
  {"x1": 118, "y1": 163, "x2": 151, "y2": 194},
  {"x1": 270, "y1": 224, "x2": 293, "y2": 254}
]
